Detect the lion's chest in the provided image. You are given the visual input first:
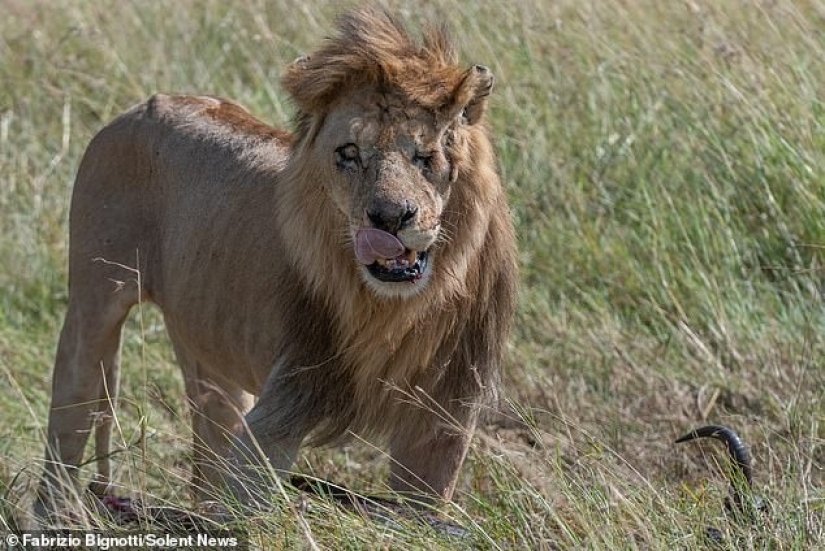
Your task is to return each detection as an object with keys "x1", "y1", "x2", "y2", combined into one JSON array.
[{"x1": 340, "y1": 309, "x2": 451, "y2": 407}]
